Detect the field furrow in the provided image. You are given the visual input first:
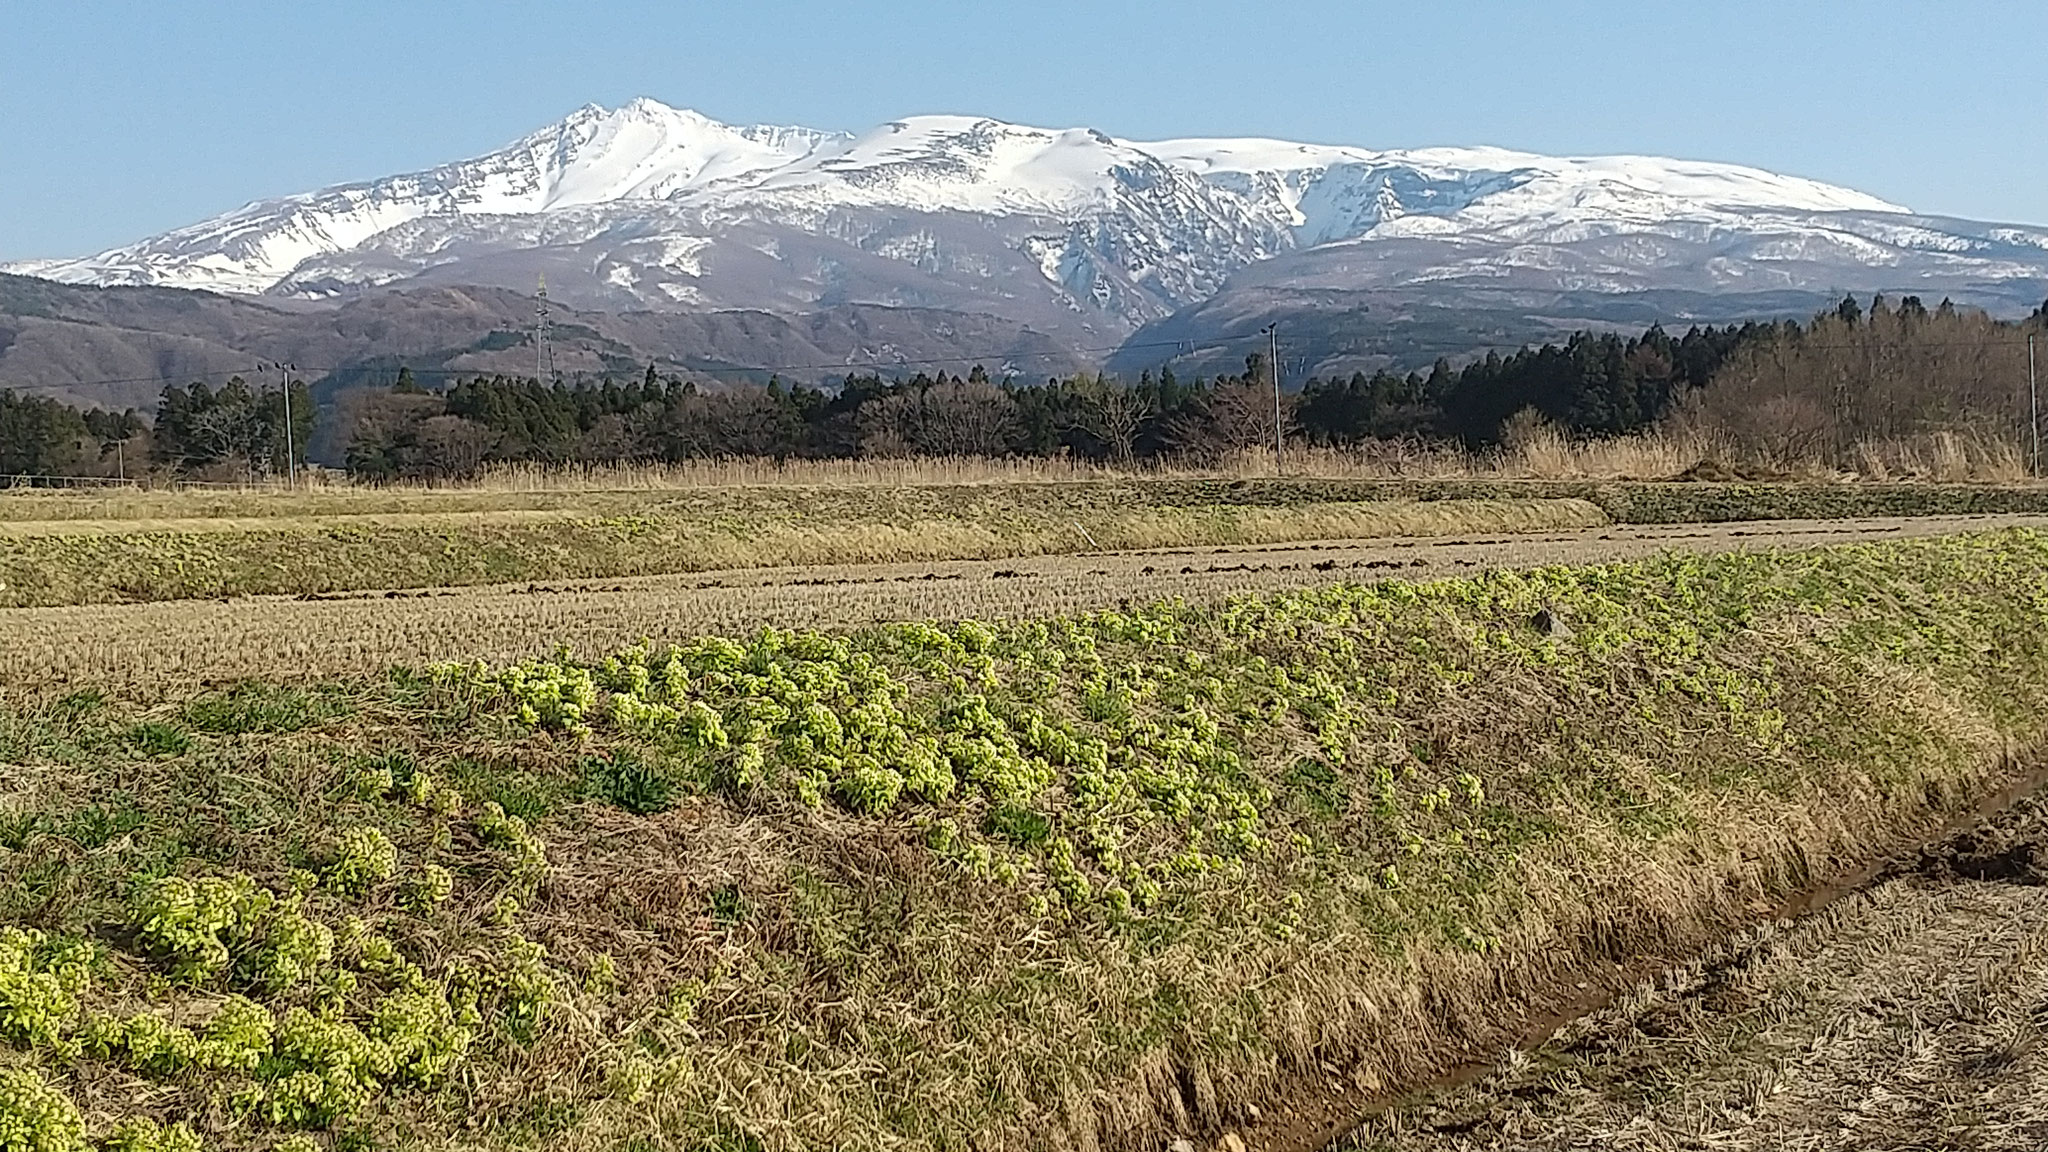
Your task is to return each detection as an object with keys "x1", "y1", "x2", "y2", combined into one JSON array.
[{"x1": 4, "y1": 514, "x2": 2042, "y2": 691}]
